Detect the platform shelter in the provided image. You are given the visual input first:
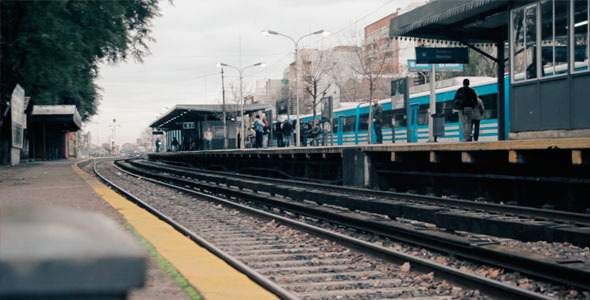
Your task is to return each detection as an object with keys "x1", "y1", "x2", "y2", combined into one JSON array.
[
  {"x1": 28, "y1": 105, "x2": 81, "y2": 160},
  {"x1": 390, "y1": 0, "x2": 590, "y2": 140},
  {"x1": 150, "y1": 104, "x2": 272, "y2": 151}
]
